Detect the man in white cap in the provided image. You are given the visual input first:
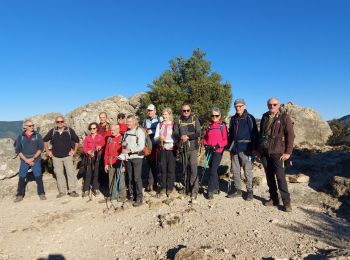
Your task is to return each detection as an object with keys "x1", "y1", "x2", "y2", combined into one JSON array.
[{"x1": 142, "y1": 104, "x2": 162, "y2": 192}]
